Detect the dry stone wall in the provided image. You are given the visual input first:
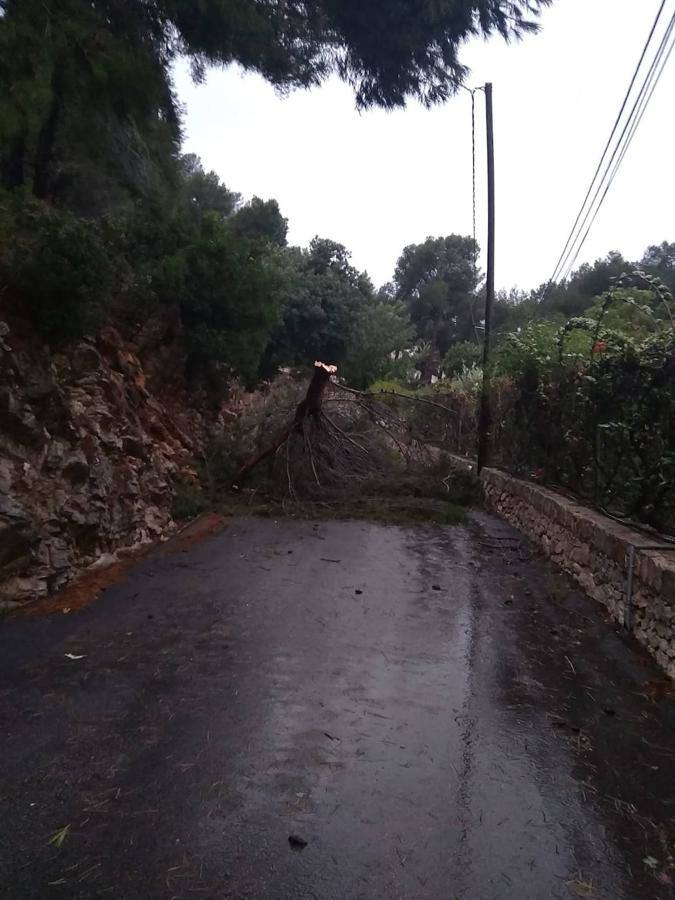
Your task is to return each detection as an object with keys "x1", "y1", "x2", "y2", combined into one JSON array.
[{"x1": 481, "y1": 467, "x2": 675, "y2": 679}]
